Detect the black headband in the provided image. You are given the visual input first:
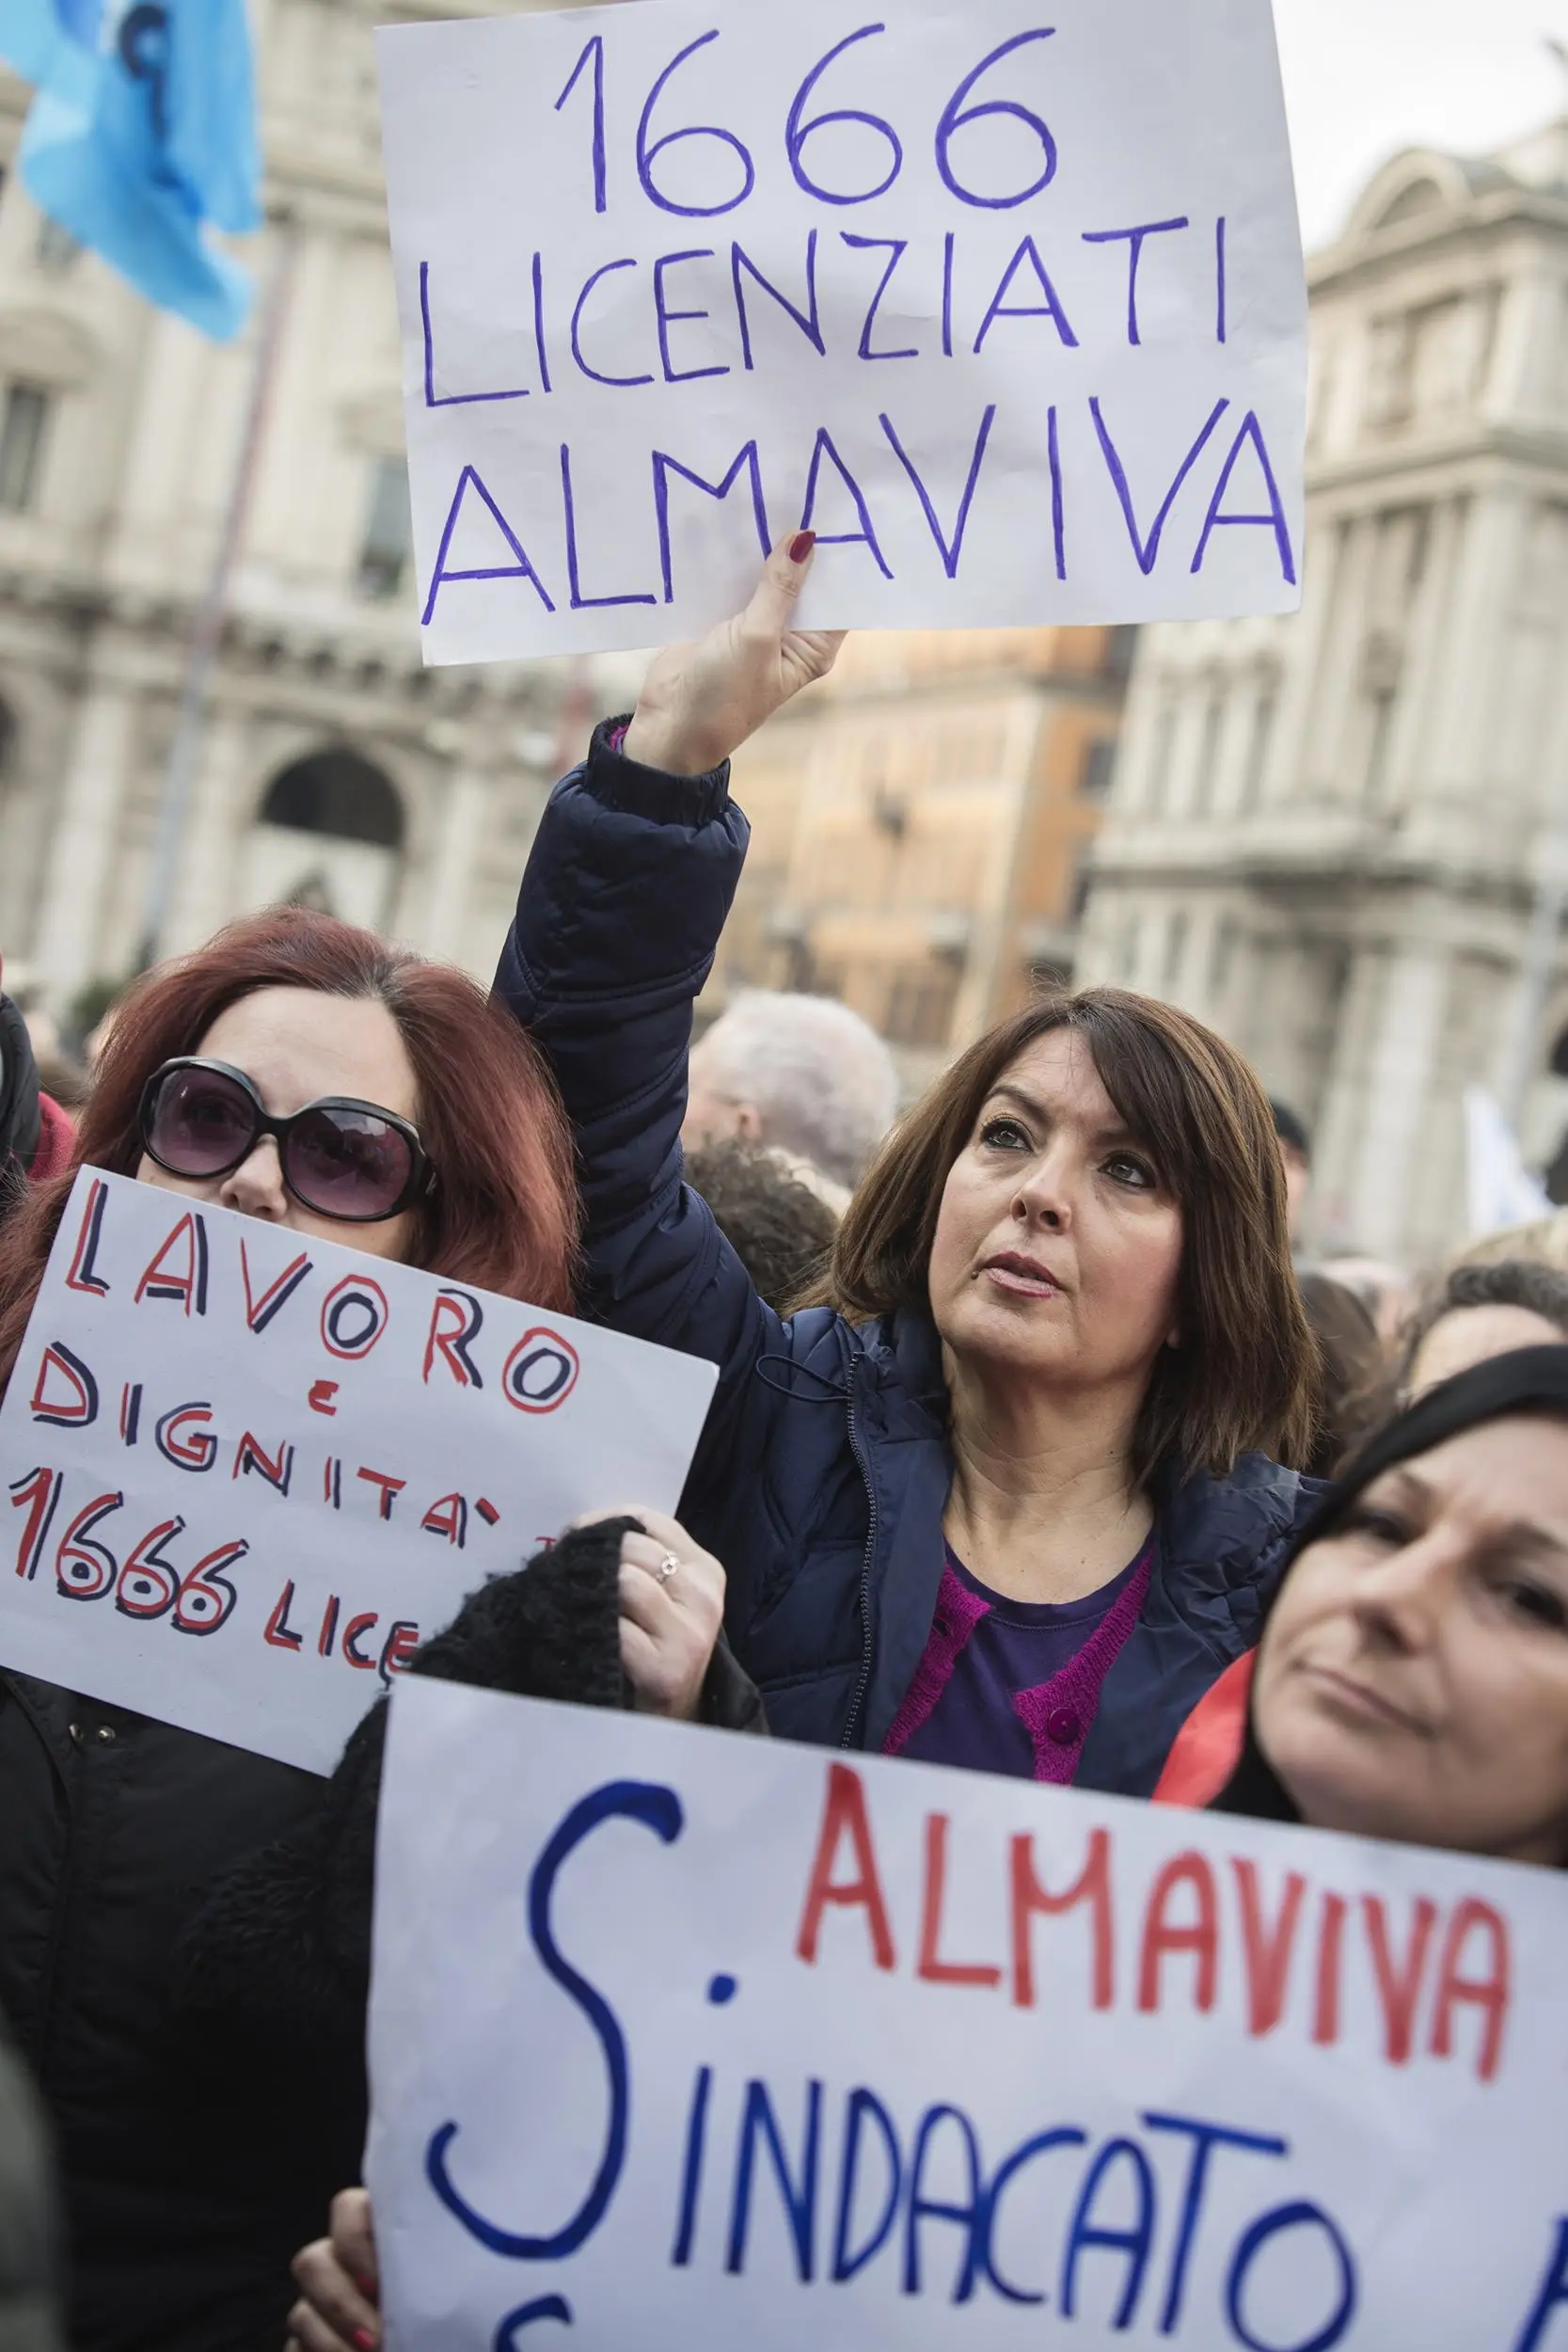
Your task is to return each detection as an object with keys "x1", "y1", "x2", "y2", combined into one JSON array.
[{"x1": 1211, "y1": 1344, "x2": 1568, "y2": 1825}]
